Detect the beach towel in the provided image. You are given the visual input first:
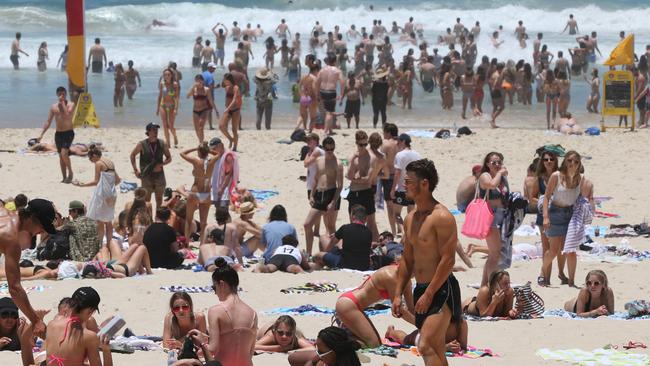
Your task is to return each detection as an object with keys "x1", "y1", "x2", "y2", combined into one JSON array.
[
  {"x1": 536, "y1": 347, "x2": 650, "y2": 366},
  {"x1": 110, "y1": 336, "x2": 161, "y2": 351},
  {"x1": 594, "y1": 210, "x2": 620, "y2": 219},
  {"x1": 159, "y1": 285, "x2": 213, "y2": 293},
  {"x1": 543, "y1": 308, "x2": 650, "y2": 320},
  {"x1": 514, "y1": 225, "x2": 541, "y2": 237},
  {"x1": 249, "y1": 189, "x2": 279, "y2": 202},
  {"x1": 119, "y1": 181, "x2": 138, "y2": 193},
  {"x1": 0, "y1": 283, "x2": 47, "y2": 294},
  {"x1": 280, "y1": 281, "x2": 339, "y2": 294},
  {"x1": 447, "y1": 346, "x2": 500, "y2": 358},
  {"x1": 17, "y1": 148, "x2": 57, "y2": 156},
  {"x1": 361, "y1": 345, "x2": 398, "y2": 358},
  {"x1": 626, "y1": 300, "x2": 650, "y2": 317},
  {"x1": 263, "y1": 304, "x2": 390, "y2": 317},
  {"x1": 564, "y1": 196, "x2": 593, "y2": 254},
  {"x1": 211, "y1": 150, "x2": 239, "y2": 203}
]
